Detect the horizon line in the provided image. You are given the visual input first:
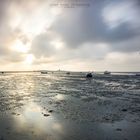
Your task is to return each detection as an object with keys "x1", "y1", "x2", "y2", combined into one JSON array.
[{"x1": 0, "y1": 70, "x2": 140, "y2": 73}]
